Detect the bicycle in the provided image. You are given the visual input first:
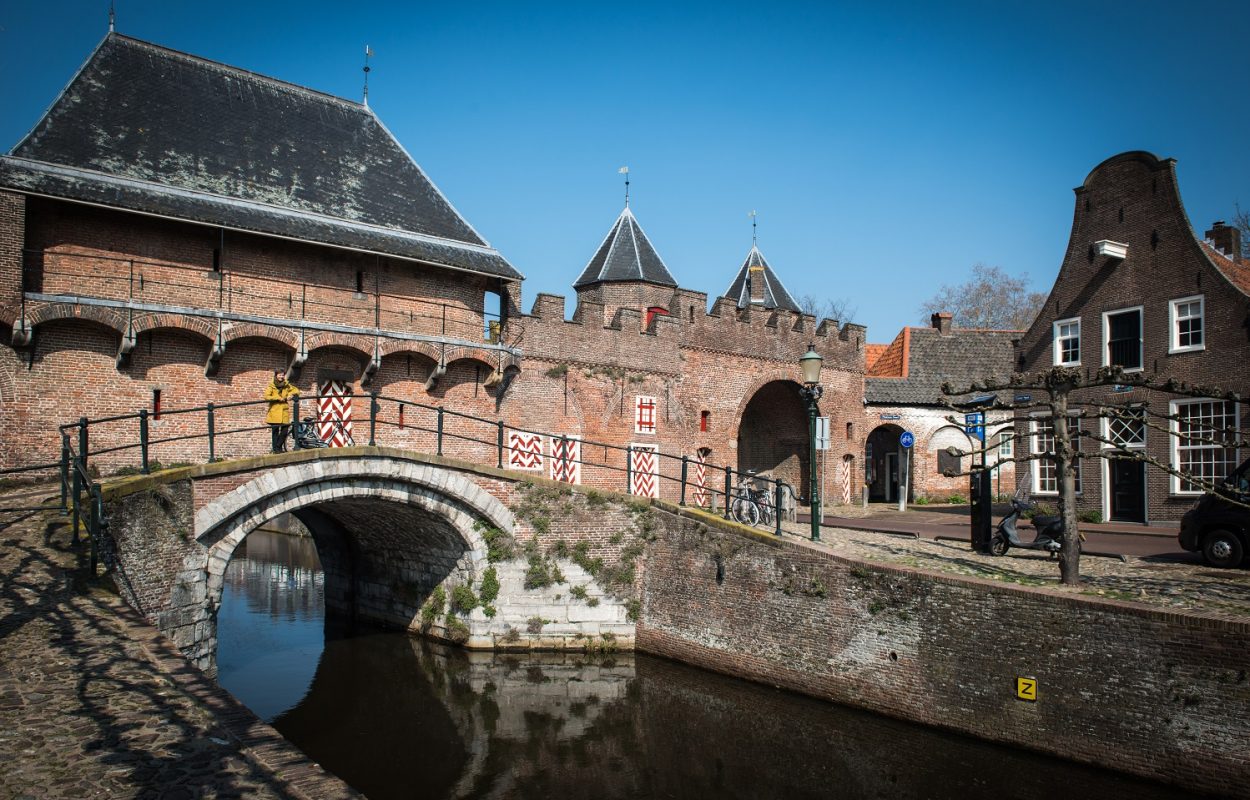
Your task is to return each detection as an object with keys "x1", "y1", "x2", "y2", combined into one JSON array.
[
  {"x1": 290, "y1": 416, "x2": 356, "y2": 449},
  {"x1": 731, "y1": 472, "x2": 775, "y2": 527}
]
